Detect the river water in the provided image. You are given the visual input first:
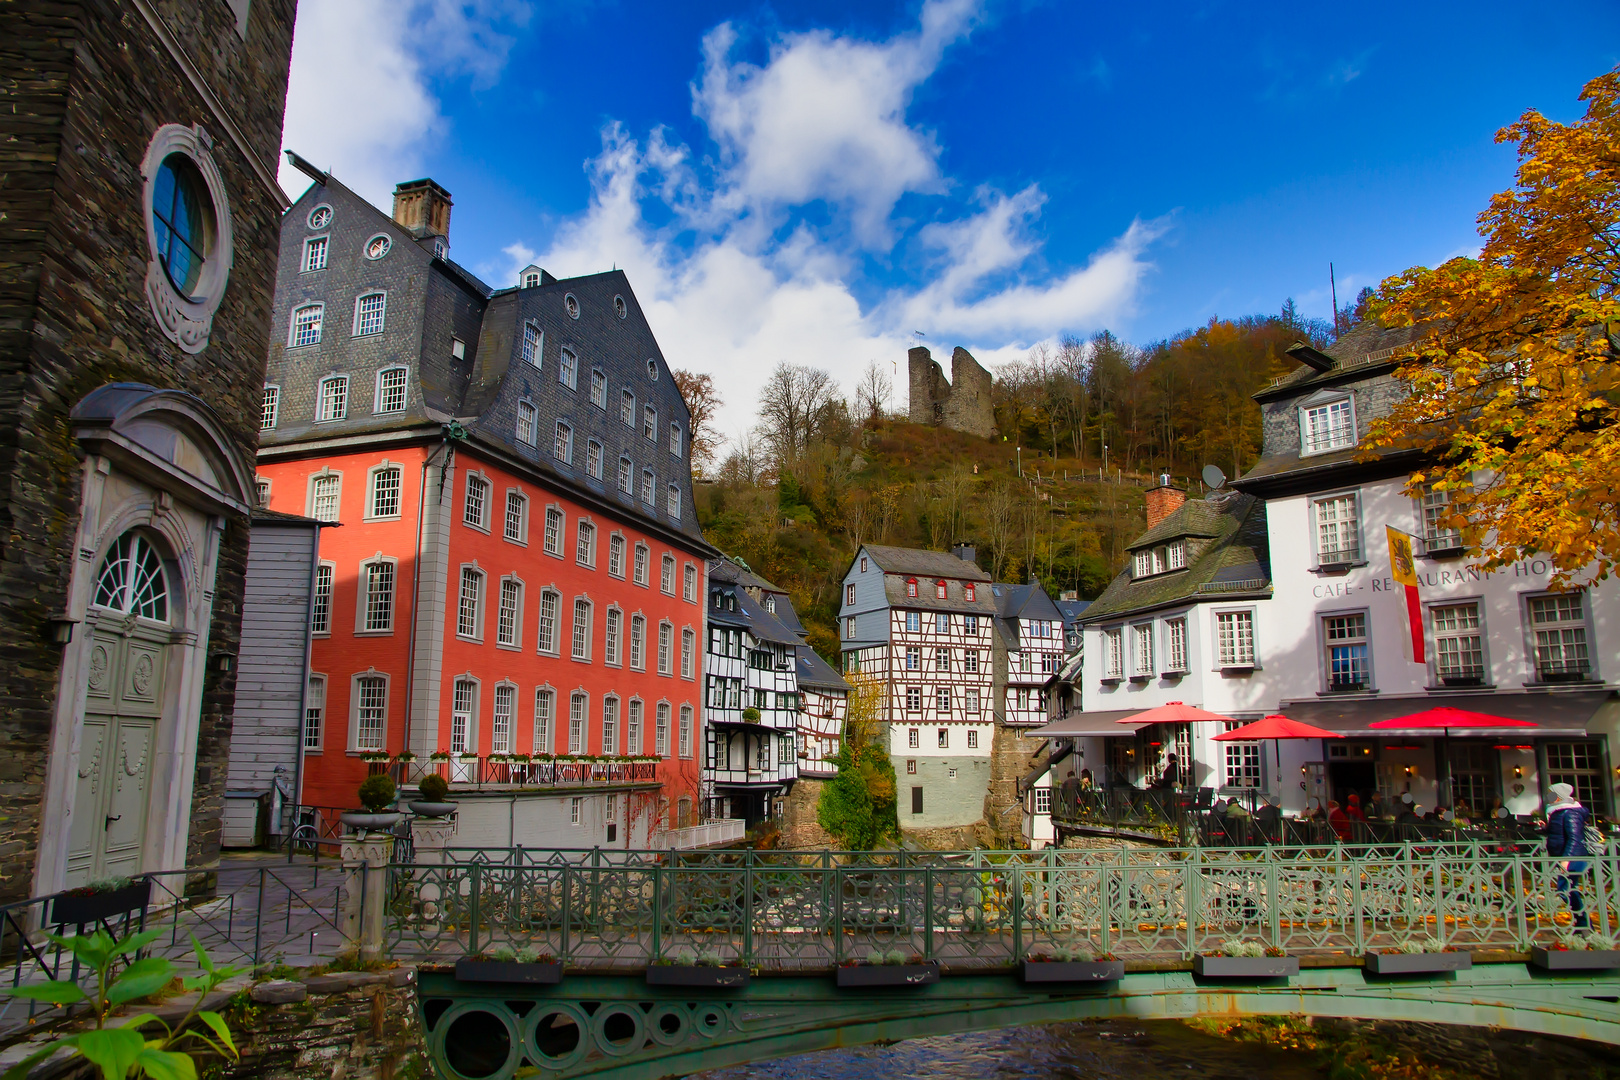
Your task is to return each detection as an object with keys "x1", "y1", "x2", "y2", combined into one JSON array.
[{"x1": 694, "y1": 1018, "x2": 1620, "y2": 1079}]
